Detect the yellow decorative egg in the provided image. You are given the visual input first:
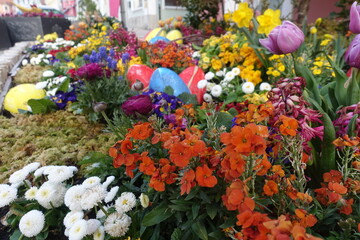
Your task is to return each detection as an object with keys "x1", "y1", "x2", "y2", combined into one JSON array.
[
  {"x1": 4, "y1": 84, "x2": 46, "y2": 113},
  {"x1": 166, "y1": 30, "x2": 183, "y2": 44},
  {"x1": 145, "y1": 28, "x2": 166, "y2": 41}
]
